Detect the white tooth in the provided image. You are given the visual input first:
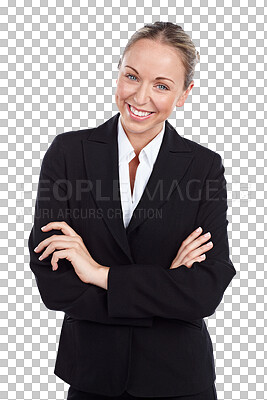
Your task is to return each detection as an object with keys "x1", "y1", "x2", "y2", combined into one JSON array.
[{"x1": 130, "y1": 105, "x2": 151, "y2": 117}]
